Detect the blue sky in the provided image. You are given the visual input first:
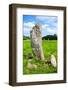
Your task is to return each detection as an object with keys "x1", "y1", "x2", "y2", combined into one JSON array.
[{"x1": 23, "y1": 15, "x2": 58, "y2": 37}]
